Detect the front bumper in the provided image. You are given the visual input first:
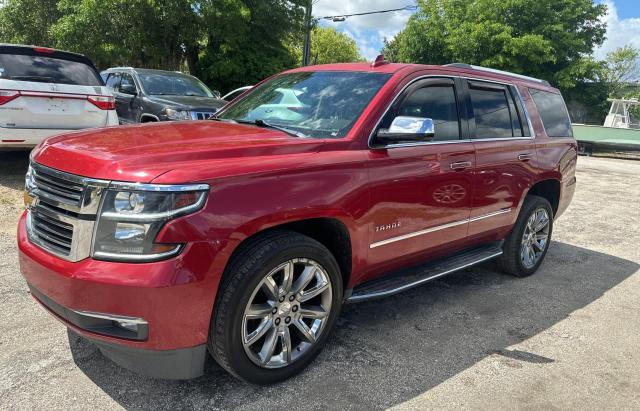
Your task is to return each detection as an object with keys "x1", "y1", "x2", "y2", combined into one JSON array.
[
  {"x1": 17, "y1": 211, "x2": 223, "y2": 378},
  {"x1": 30, "y1": 283, "x2": 207, "y2": 379}
]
